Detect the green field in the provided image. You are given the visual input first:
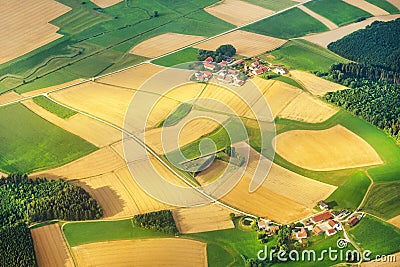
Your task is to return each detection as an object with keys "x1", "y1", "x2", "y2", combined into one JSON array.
[
  {"x1": 63, "y1": 219, "x2": 171, "y2": 247},
  {"x1": 325, "y1": 171, "x2": 370, "y2": 210},
  {"x1": 266, "y1": 39, "x2": 349, "y2": 72},
  {"x1": 362, "y1": 181, "x2": 400, "y2": 219},
  {"x1": 0, "y1": 0, "x2": 233, "y2": 94},
  {"x1": 161, "y1": 103, "x2": 192, "y2": 127},
  {"x1": 243, "y1": 0, "x2": 296, "y2": 11},
  {"x1": 271, "y1": 76, "x2": 304, "y2": 90},
  {"x1": 244, "y1": 8, "x2": 329, "y2": 39},
  {"x1": 305, "y1": 0, "x2": 373, "y2": 26},
  {"x1": 152, "y1": 48, "x2": 199, "y2": 67},
  {"x1": 365, "y1": 0, "x2": 399, "y2": 14},
  {"x1": 348, "y1": 215, "x2": 400, "y2": 258},
  {"x1": 33, "y1": 96, "x2": 77, "y2": 119},
  {"x1": 0, "y1": 104, "x2": 97, "y2": 173}
]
